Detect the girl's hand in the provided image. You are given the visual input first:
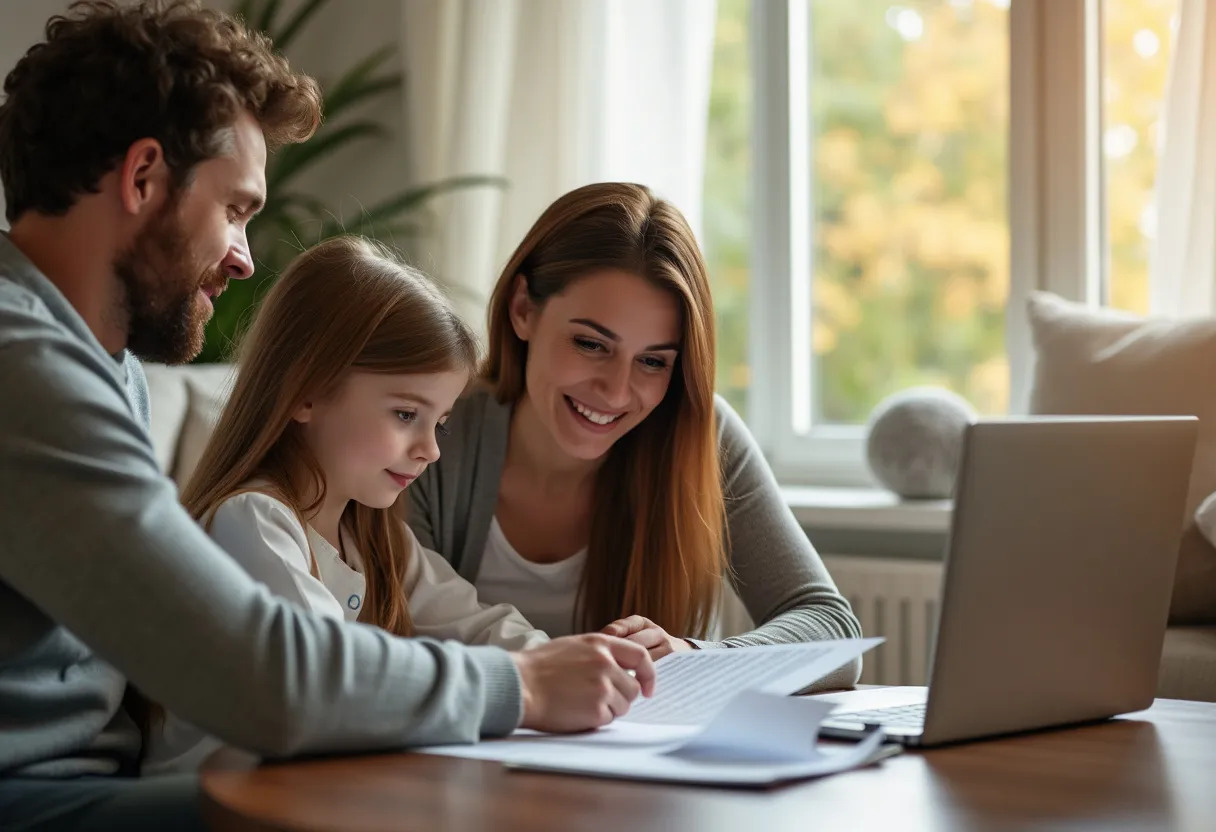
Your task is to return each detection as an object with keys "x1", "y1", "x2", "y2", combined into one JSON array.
[{"x1": 601, "y1": 615, "x2": 695, "y2": 660}]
